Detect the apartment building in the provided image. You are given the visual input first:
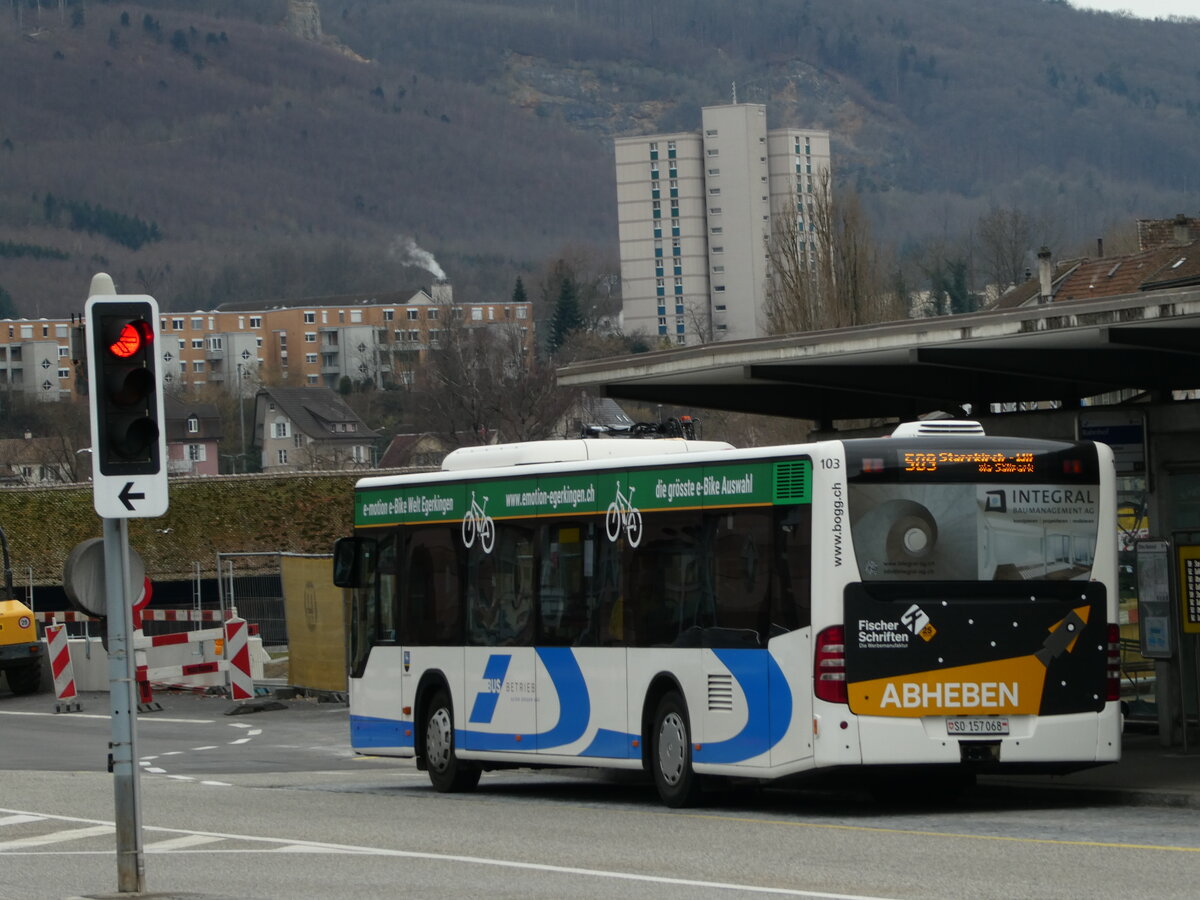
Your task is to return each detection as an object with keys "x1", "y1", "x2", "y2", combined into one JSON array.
[
  {"x1": 615, "y1": 103, "x2": 831, "y2": 345},
  {"x1": 0, "y1": 282, "x2": 533, "y2": 401}
]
